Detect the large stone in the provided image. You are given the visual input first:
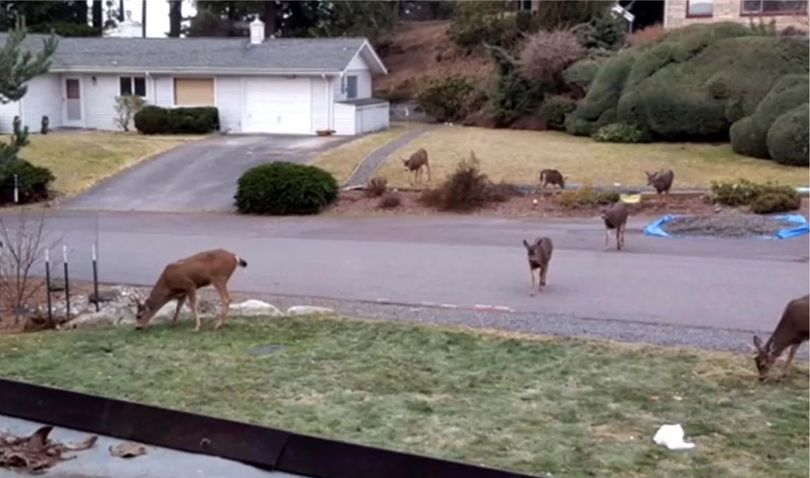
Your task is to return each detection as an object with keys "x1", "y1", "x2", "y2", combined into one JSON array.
[
  {"x1": 229, "y1": 300, "x2": 283, "y2": 317},
  {"x1": 286, "y1": 305, "x2": 335, "y2": 317},
  {"x1": 61, "y1": 306, "x2": 135, "y2": 330}
]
